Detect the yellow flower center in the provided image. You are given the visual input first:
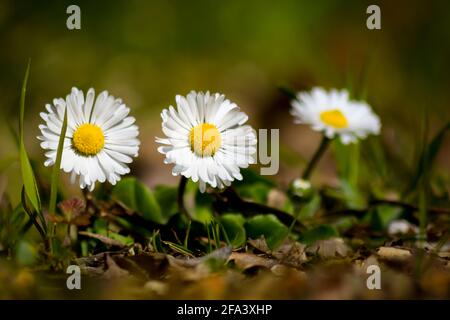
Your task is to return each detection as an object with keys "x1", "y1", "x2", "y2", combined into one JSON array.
[
  {"x1": 320, "y1": 109, "x2": 349, "y2": 129},
  {"x1": 189, "y1": 123, "x2": 222, "y2": 157},
  {"x1": 72, "y1": 124, "x2": 105, "y2": 156}
]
